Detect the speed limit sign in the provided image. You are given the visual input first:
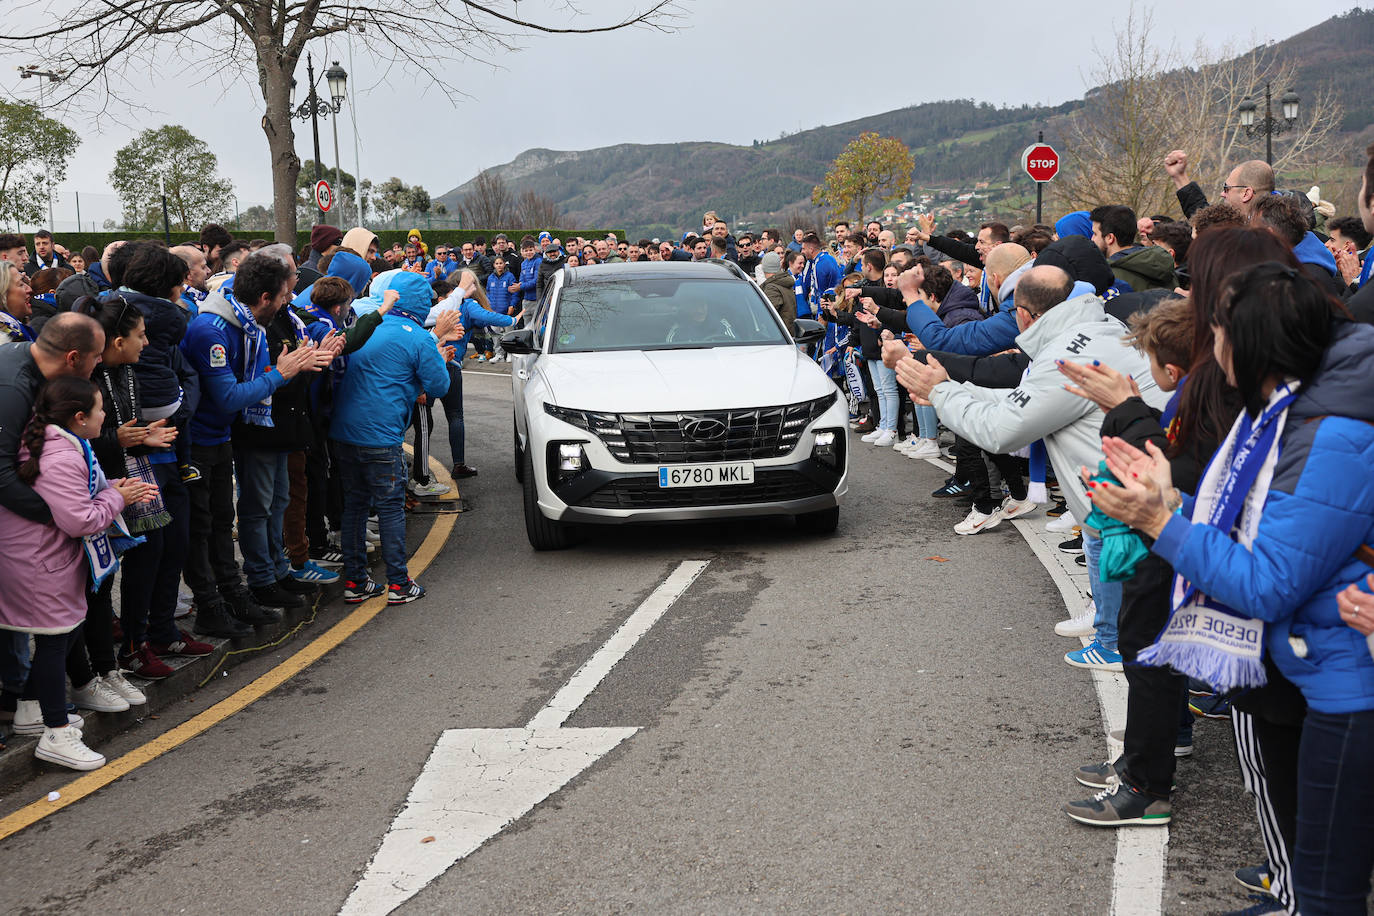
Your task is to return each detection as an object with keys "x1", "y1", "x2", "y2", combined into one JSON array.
[{"x1": 315, "y1": 179, "x2": 333, "y2": 212}]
